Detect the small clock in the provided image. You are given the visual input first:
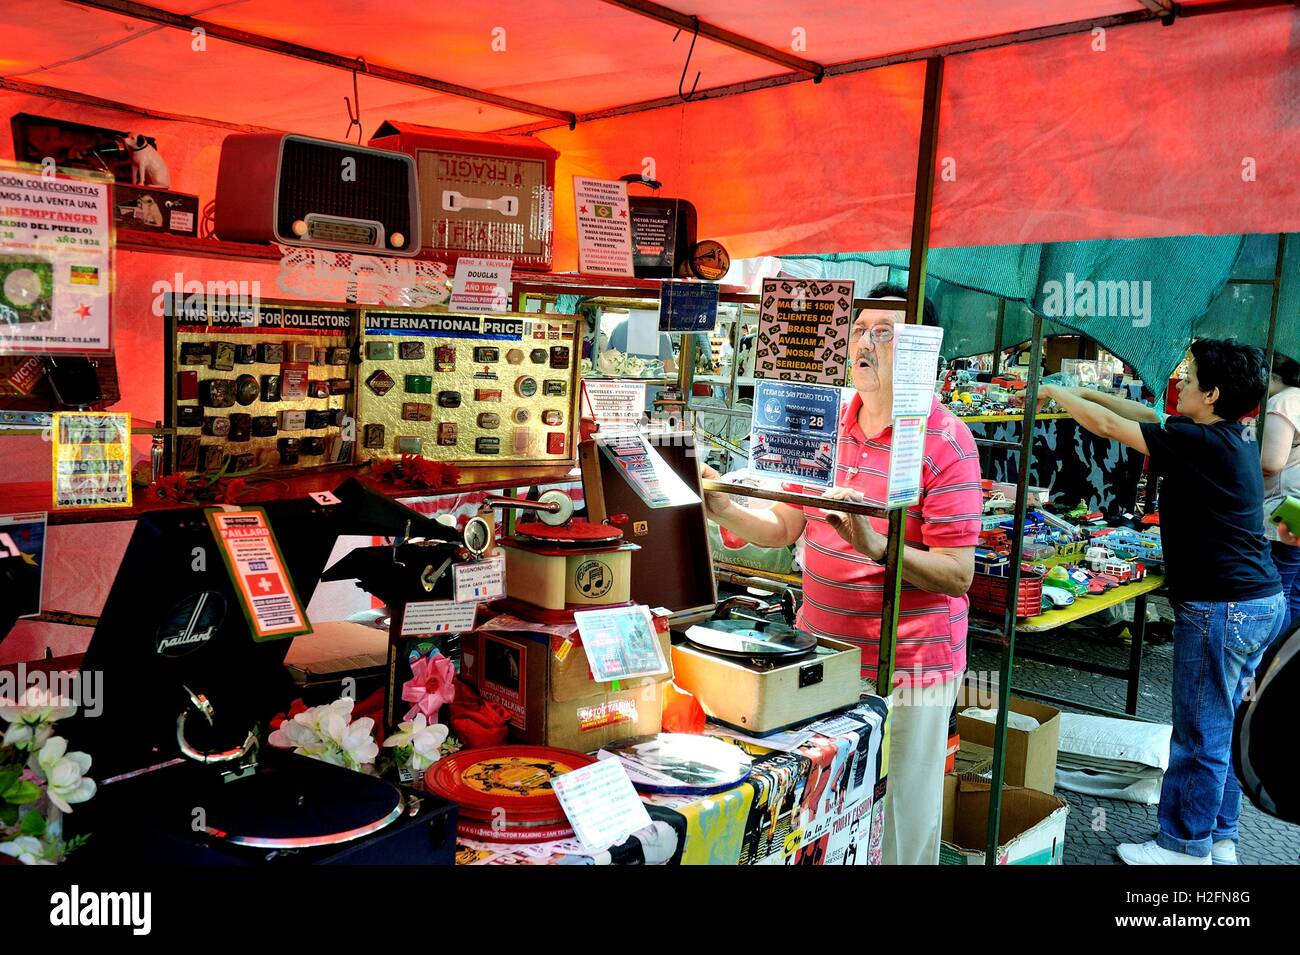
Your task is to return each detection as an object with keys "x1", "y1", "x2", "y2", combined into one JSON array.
[{"x1": 462, "y1": 515, "x2": 494, "y2": 558}]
